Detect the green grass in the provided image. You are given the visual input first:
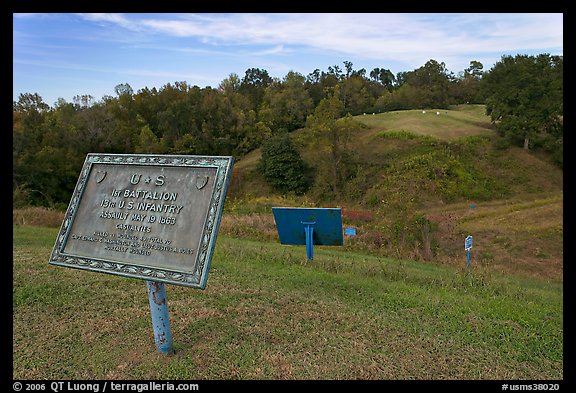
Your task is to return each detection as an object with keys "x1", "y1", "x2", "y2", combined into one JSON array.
[
  {"x1": 13, "y1": 225, "x2": 563, "y2": 380},
  {"x1": 353, "y1": 105, "x2": 494, "y2": 141}
]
